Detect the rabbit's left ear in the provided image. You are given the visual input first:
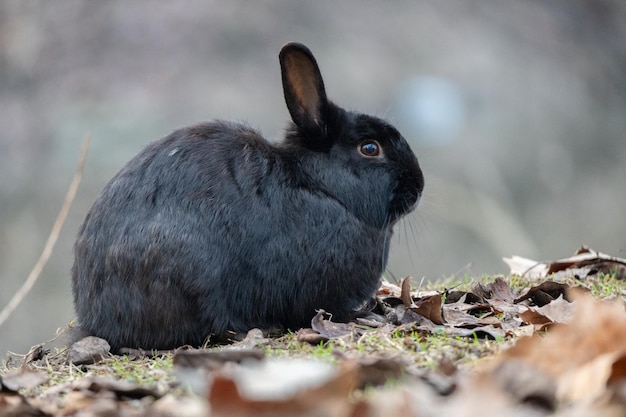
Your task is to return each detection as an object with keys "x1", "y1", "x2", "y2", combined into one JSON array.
[{"x1": 280, "y1": 43, "x2": 328, "y2": 131}]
